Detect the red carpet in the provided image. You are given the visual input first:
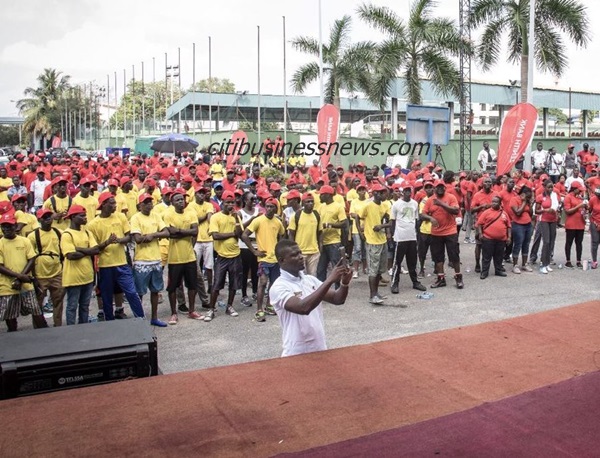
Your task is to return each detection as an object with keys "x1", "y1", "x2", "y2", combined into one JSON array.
[
  {"x1": 1, "y1": 301, "x2": 600, "y2": 457},
  {"x1": 280, "y1": 369, "x2": 600, "y2": 457}
]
